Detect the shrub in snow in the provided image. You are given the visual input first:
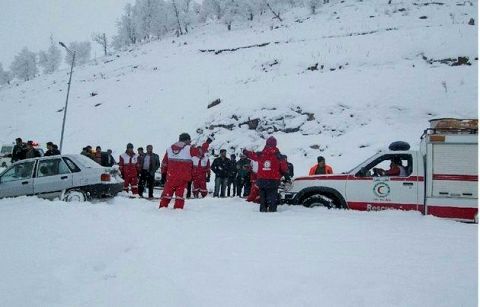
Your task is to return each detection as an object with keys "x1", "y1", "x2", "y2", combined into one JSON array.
[
  {"x1": 0, "y1": 63, "x2": 13, "y2": 85},
  {"x1": 38, "y1": 36, "x2": 61, "y2": 74},
  {"x1": 10, "y1": 47, "x2": 38, "y2": 81}
]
